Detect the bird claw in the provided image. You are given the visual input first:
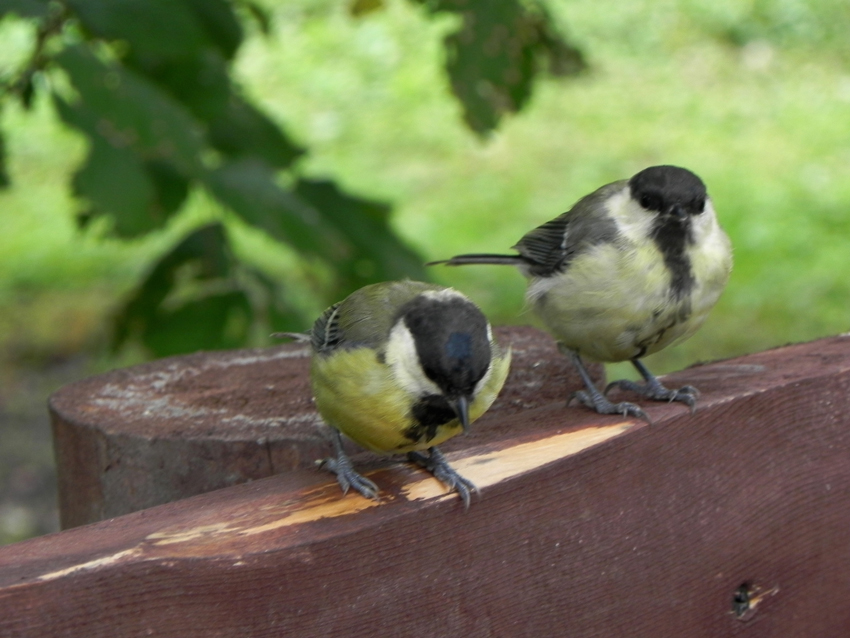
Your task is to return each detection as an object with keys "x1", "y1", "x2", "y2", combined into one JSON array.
[
  {"x1": 408, "y1": 449, "x2": 478, "y2": 509},
  {"x1": 320, "y1": 456, "x2": 380, "y2": 500},
  {"x1": 570, "y1": 390, "x2": 651, "y2": 424},
  {"x1": 605, "y1": 379, "x2": 699, "y2": 414}
]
